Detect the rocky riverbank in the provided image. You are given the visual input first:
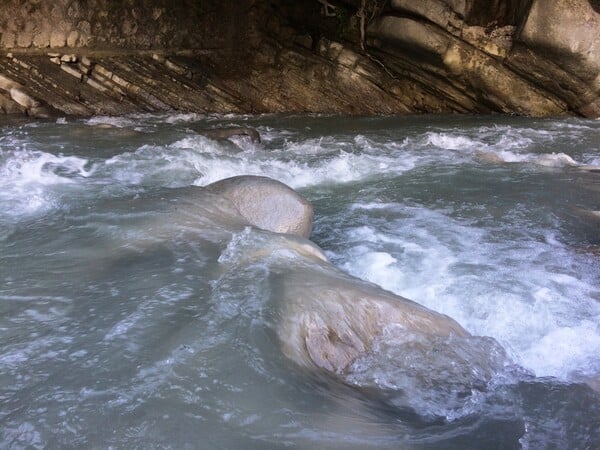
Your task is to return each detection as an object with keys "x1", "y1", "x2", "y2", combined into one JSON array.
[{"x1": 0, "y1": 0, "x2": 598, "y2": 118}]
